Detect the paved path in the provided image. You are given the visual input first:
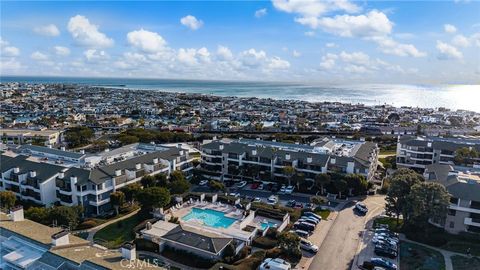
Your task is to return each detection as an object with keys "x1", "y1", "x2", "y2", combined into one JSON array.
[
  {"x1": 83, "y1": 208, "x2": 140, "y2": 242},
  {"x1": 307, "y1": 195, "x2": 386, "y2": 270}
]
